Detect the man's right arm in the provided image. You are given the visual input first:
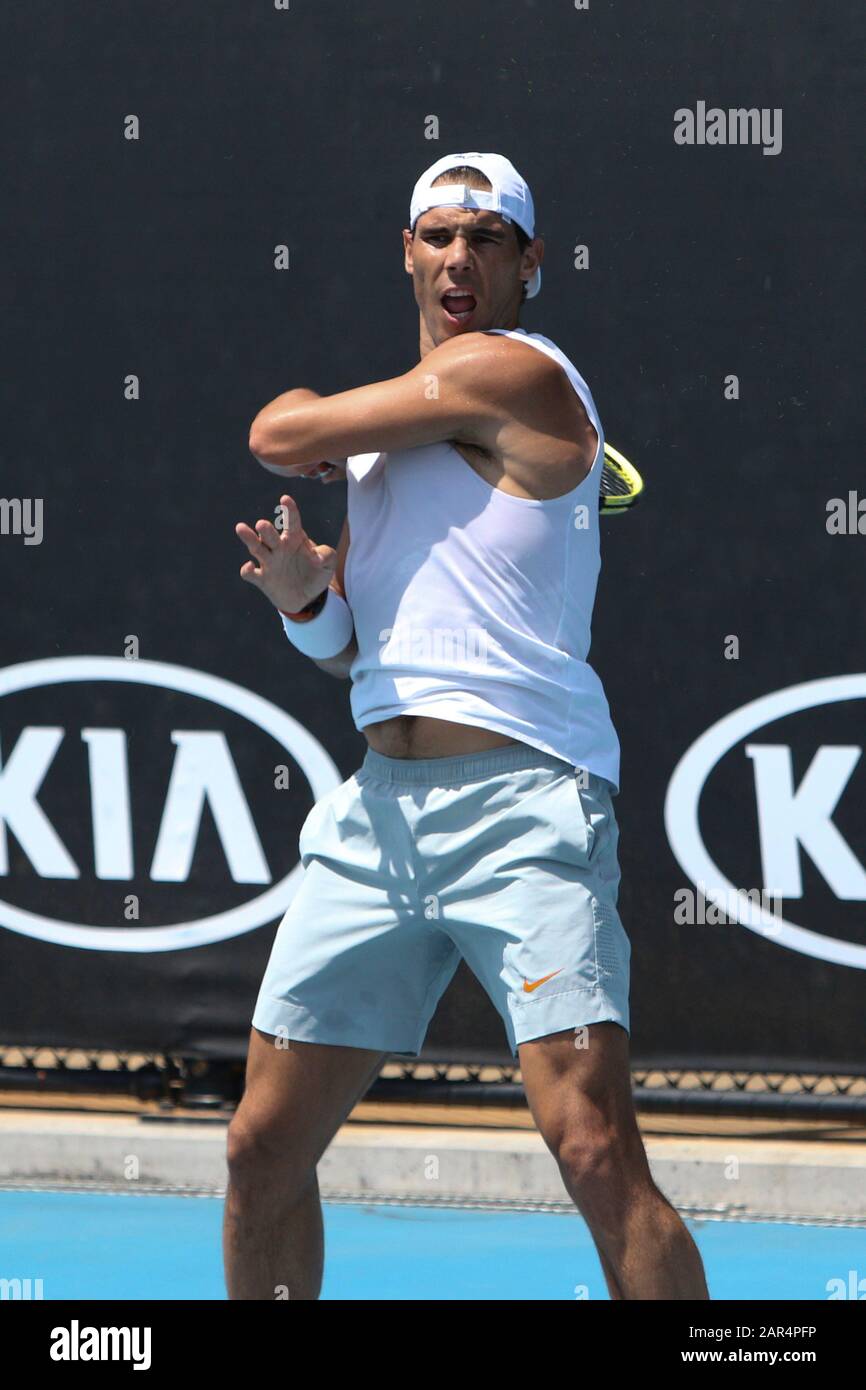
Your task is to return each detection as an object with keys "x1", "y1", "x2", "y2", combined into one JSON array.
[{"x1": 311, "y1": 515, "x2": 357, "y2": 679}]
